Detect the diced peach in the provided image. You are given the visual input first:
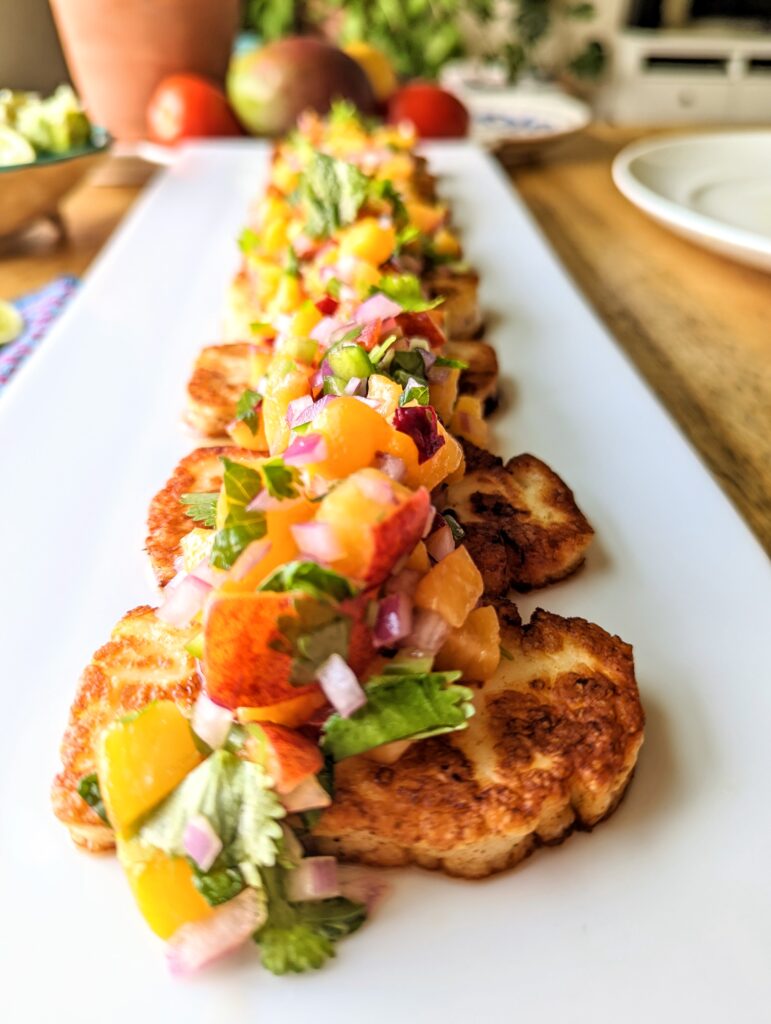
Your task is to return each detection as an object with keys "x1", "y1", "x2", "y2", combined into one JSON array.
[
  {"x1": 262, "y1": 369, "x2": 311, "y2": 454},
  {"x1": 237, "y1": 690, "x2": 328, "y2": 729},
  {"x1": 413, "y1": 545, "x2": 484, "y2": 628},
  {"x1": 385, "y1": 421, "x2": 463, "y2": 491},
  {"x1": 316, "y1": 469, "x2": 431, "y2": 584},
  {"x1": 450, "y1": 394, "x2": 489, "y2": 448},
  {"x1": 308, "y1": 396, "x2": 392, "y2": 479},
  {"x1": 367, "y1": 374, "x2": 403, "y2": 421},
  {"x1": 203, "y1": 591, "x2": 320, "y2": 710},
  {"x1": 117, "y1": 838, "x2": 214, "y2": 939},
  {"x1": 434, "y1": 605, "x2": 501, "y2": 681},
  {"x1": 96, "y1": 701, "x2": 203, "y2": 836},
  {"x1": 406, "y1": 200, "x2": 445, "y2": 235},
  {"x1": 338, "y1": 216, "x2": 396, "y2": 266},
  {"x1": 404, "y1": 540, "x2": 430, "y2": 574},
  {"x1": 429, "y1": 367, "x2": 460, "y2": 423},
  {"x1": 243, "y1": 722, "x2": 323, "y2": 794}
]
